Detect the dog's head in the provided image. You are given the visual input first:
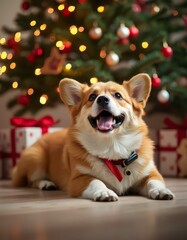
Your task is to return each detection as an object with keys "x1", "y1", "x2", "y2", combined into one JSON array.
[{"x1": 59, "y1": 73, "x2": 151, "y2": 136}]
